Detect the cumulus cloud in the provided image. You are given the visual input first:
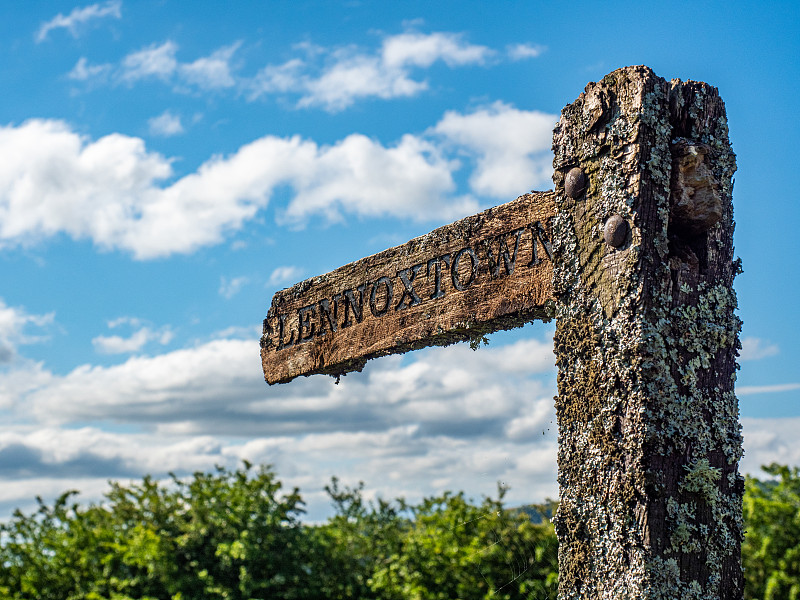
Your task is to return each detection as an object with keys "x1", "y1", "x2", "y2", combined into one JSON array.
[
  {"x1": 91, "y1": 318, "x2": 172, "y2": 354},
  {"x1": 737, "y1": 383, "x2": 800, "y2": 396},
  {"x1": 268, "y1": 266, "x2": 304, "y2": 287},
  {"x1": 73, "y1": 39, "x2": 242, "y2": 93},
  {"x1": 0, "y1": 102, "x2": 555, "y2": 258},
  {"x1": 739, "y1": 336, "x2": 779, "y2": 361},
  {"x1": 0, "y1": 361, "x2": 53, "y2": 411},
  {"x1": 0, "y1": 330, "x2": 559, "y2": 520},
  {"x1": 92, "y1": 328, "x2": 172, "y2": 354},
  {"x1": 120, "y1": 40, "x2": 179, "y2": 82},
  {"x1": 36, "y1": 0, "x2": 121, "y2": 43},
  {"x1": 147, "y1": 110, "x2": 184, "y2": 137},
  {"x1": 0, "y1": 118, "x2": 477, "y2": 258},
  {"x1": 251, "y1": 31, "x2": 494, "y2": 111},
  {"x1": 2, "y1": 327, "x2": 797, "y2": 522},
  {"x1": 0, "y1": 300, "x2": 54, "y2": 364},
  {"x1": 219, "y1": 275, "x2": 249, "y2": 299},
  {"x1": 506, "y1": 43, "x2": 545, "y2": 60},
  {"x1": 741, "y1": 417, "x2": 800, "y2": 475},
  {"x1": 432, "y1": 101, "x2": 556, "y2": 197},
  {"x1": 19, "y1": 334, "x2": 556, "y2": 437},
  {"x1": 68, "y1": 31, "x2": 541, "y2": 113},
  {"x1": 179, "y1": 42, "x2": 241, "y2": 90},
  {"x1": 68, "y1": 57, "x2": 113, "y2": 81}
]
